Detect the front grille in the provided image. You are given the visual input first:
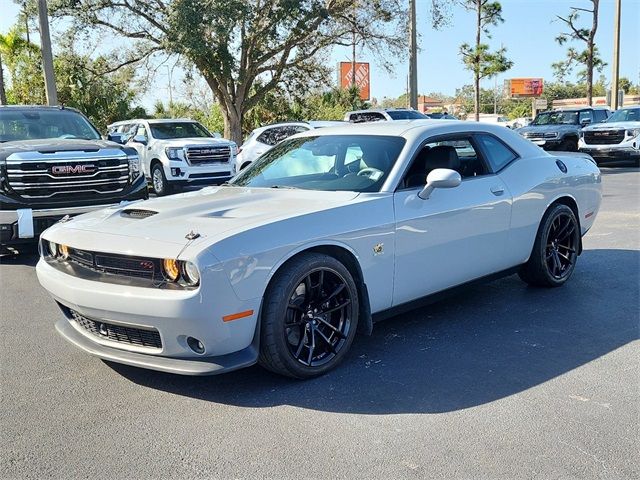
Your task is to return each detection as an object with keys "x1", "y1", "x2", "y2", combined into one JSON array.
[
  {"x1": 523, "y1": 132, "x2": 558, "y2": 139},
  {"x1": 6, "y1": 151, "x2": 129, "y2": 200},
  {"x1": 67, "y1": 247, "x2": 161, "y2": 280},
  {"x1": 185, "y1": 146, "x2": 231, "y2": 165},
  {"x1": 70, "y1": 309, "x2": 162, "y2": 349},
  {"x1": 583, "y1": 129, "x2": 625, "y2": 145}
]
